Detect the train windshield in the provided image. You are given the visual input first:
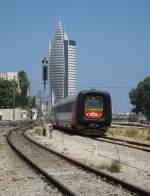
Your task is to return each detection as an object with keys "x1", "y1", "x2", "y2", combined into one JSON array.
[
  {"x1": 84, "y1": 95, "x2": 104, "y2": 119},
  {"x1": 86, "y1": 99, "x2": 102, "y2": 109}
]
